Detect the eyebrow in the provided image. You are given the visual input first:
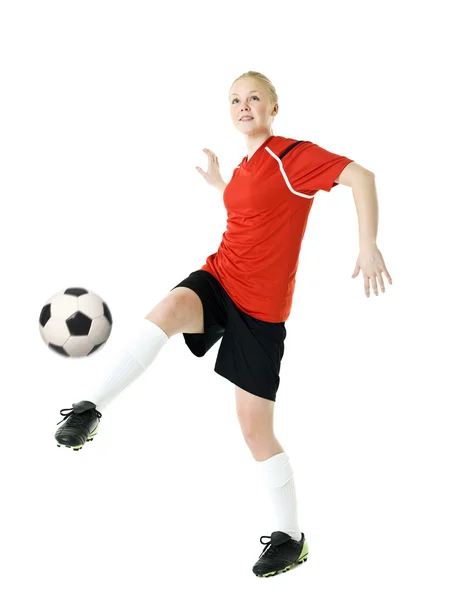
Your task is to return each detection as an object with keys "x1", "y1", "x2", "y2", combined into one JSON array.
[{"x1": 230, "y1": 89, "x2": 261, "y2": 96}]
